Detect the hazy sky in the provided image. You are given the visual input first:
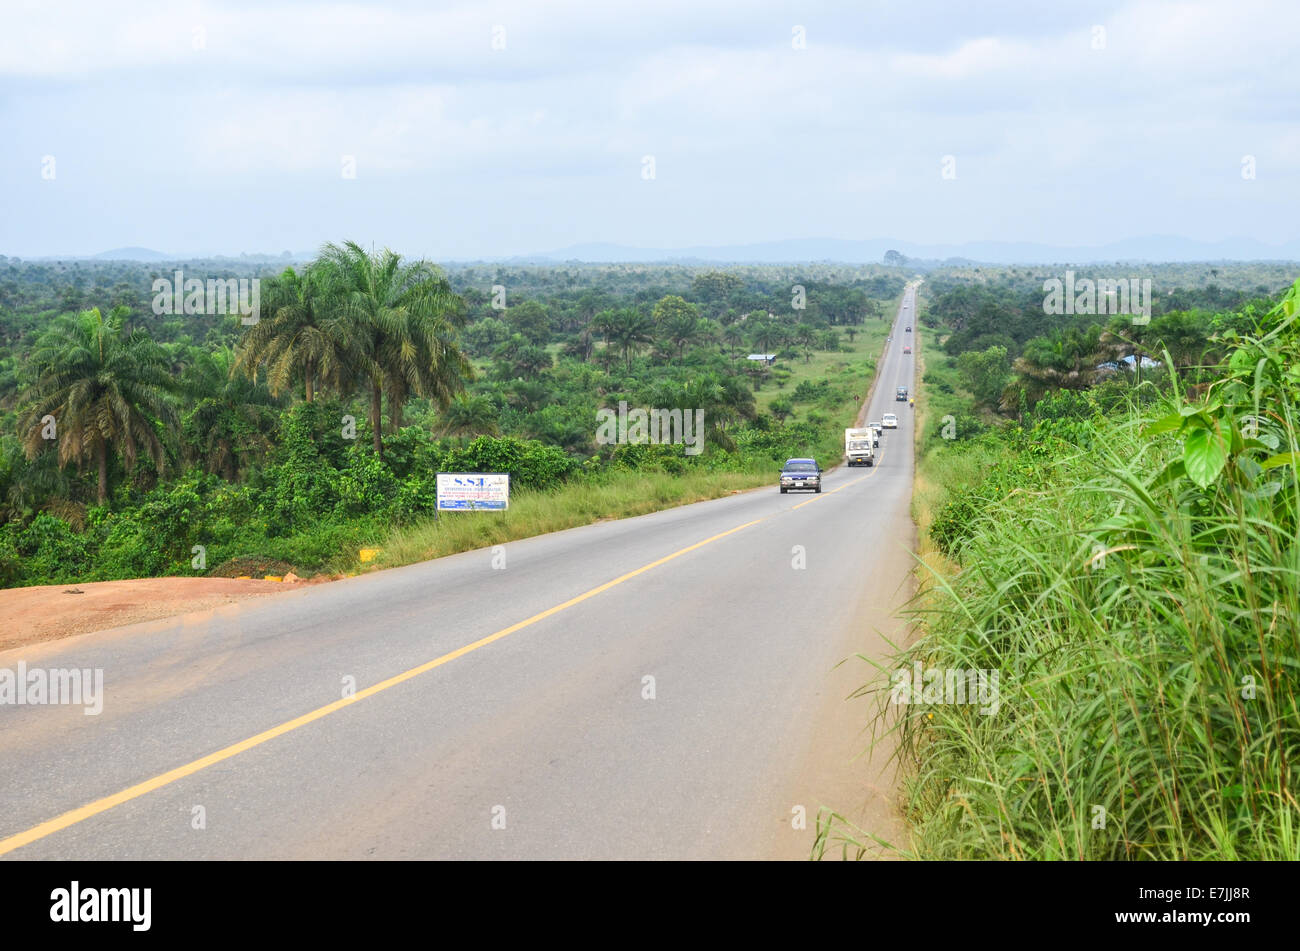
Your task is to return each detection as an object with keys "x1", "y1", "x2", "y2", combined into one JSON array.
[{"x1": 3, "y1": 0, "x2": 1297, "y2": 259}]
